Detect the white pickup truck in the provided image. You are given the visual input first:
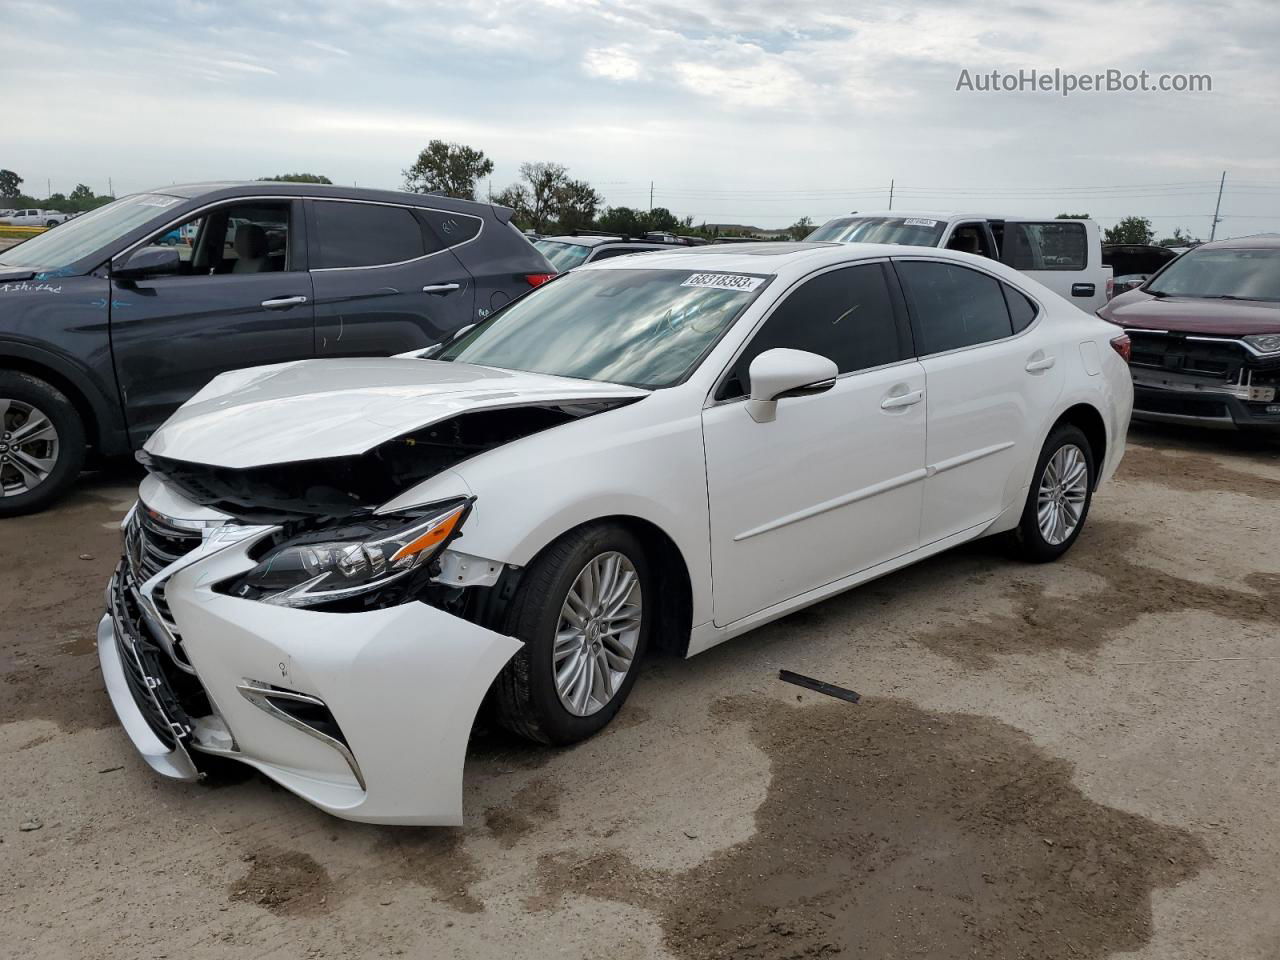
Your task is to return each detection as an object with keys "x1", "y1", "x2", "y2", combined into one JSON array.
[
  {"x1": 0, "y1": 208, "x2": 72, "y2": 228},
  {"x1": 808, "y1": 212, "x2": 1112, "y2": 313}
]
